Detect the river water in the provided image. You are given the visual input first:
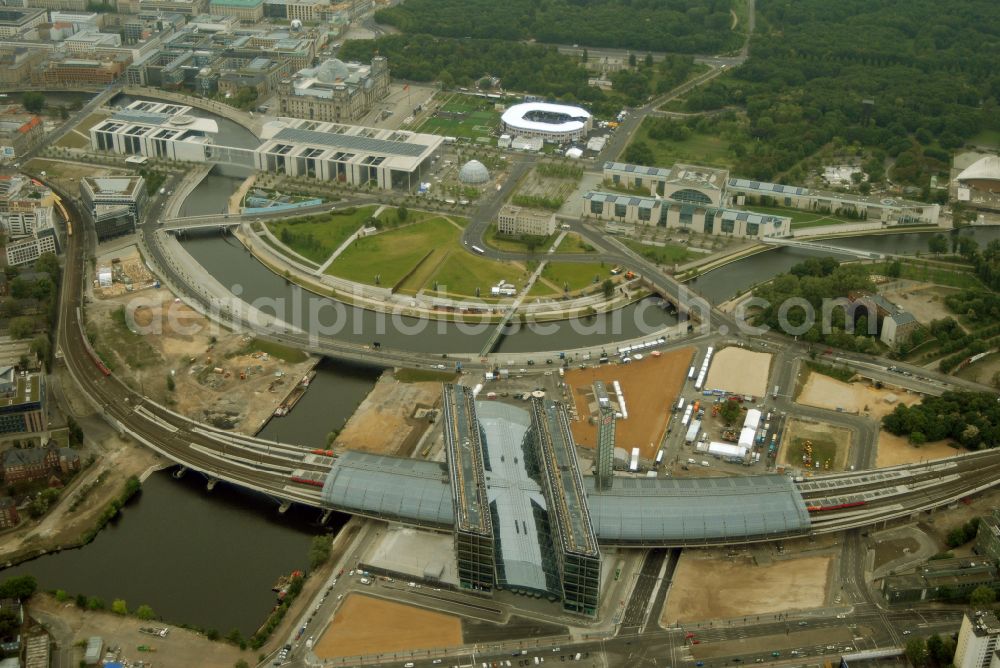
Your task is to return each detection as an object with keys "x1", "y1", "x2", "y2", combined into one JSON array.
[{"x1": 2, "y1": 471, "x2": 341, "y2": 636}]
